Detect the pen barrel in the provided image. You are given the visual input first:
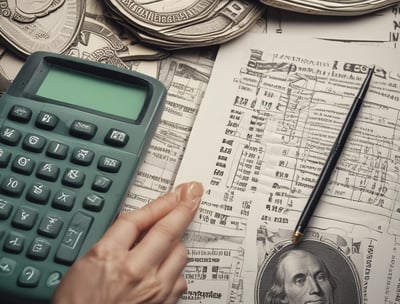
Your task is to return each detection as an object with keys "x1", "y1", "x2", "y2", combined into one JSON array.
[{"x1": 293, "y1": 67, "x2": 374, "y2": 235}]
